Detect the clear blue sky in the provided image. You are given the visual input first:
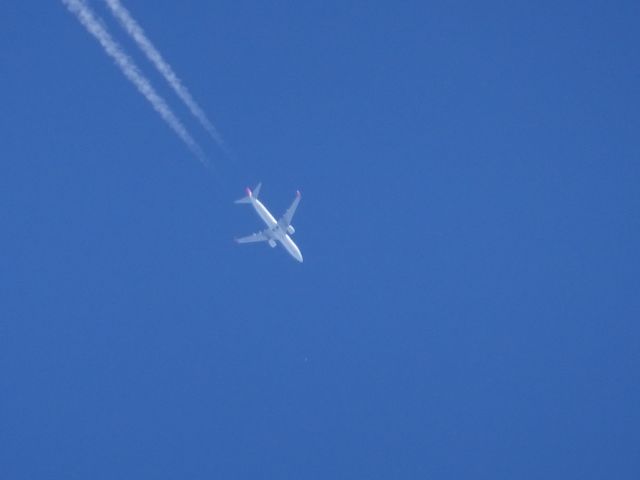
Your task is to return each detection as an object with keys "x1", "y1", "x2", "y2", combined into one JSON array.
[{"x1": 2, "y1": 1, "x2": 639, "y2": 478}]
